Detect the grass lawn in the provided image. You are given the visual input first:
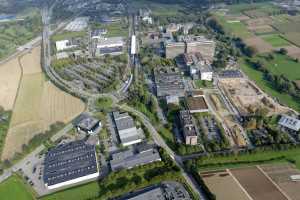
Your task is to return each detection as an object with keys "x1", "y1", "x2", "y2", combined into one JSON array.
[
  {"x1": 240, "y1": 59, "x2": 300, "y2": 112},
  {"x1": 192, "y1": 147, "x2": 300, "y2": 172},
  {"x1": 215, "y1": 15, "x2": 253, "y2": 39},
  {"x1": 95, "y1": 97, "x2": 113, "y2": 111},
  {"x1": 51, "y1": 31, "x2": 86, "y2": 41},
  {"x1": 0, "y1": 175, "x2": 35, "y2": 200},
  {"x1": 93, "y1": 21, "x2": 128, "y2": 37},
  {"x1": 194, "y1": 80, "x2": 213, "y2": 89},
  {"x1": 261, "y1": 34, "x2": 291, "y2": 47},
  {"x1": 258, "y1": 53, "x2": 300, "y2": 81}
]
